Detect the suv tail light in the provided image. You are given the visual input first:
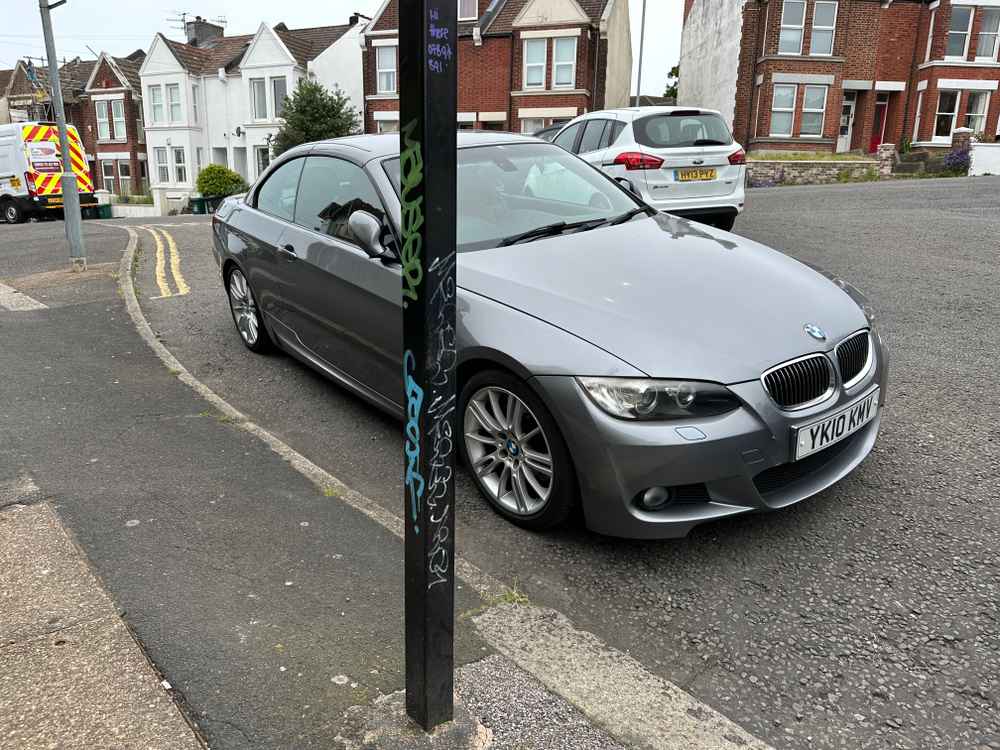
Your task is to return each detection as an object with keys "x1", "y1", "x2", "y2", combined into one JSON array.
[
  {"x1": 24, "y1": 172, "x2": 37, "y2": 197},
  {"x1": 614, "y1": 152, "x2": 665, "y2": 171},
  {"x1": 728, "y1": 149, "x2": 747, "y2": 166}
]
